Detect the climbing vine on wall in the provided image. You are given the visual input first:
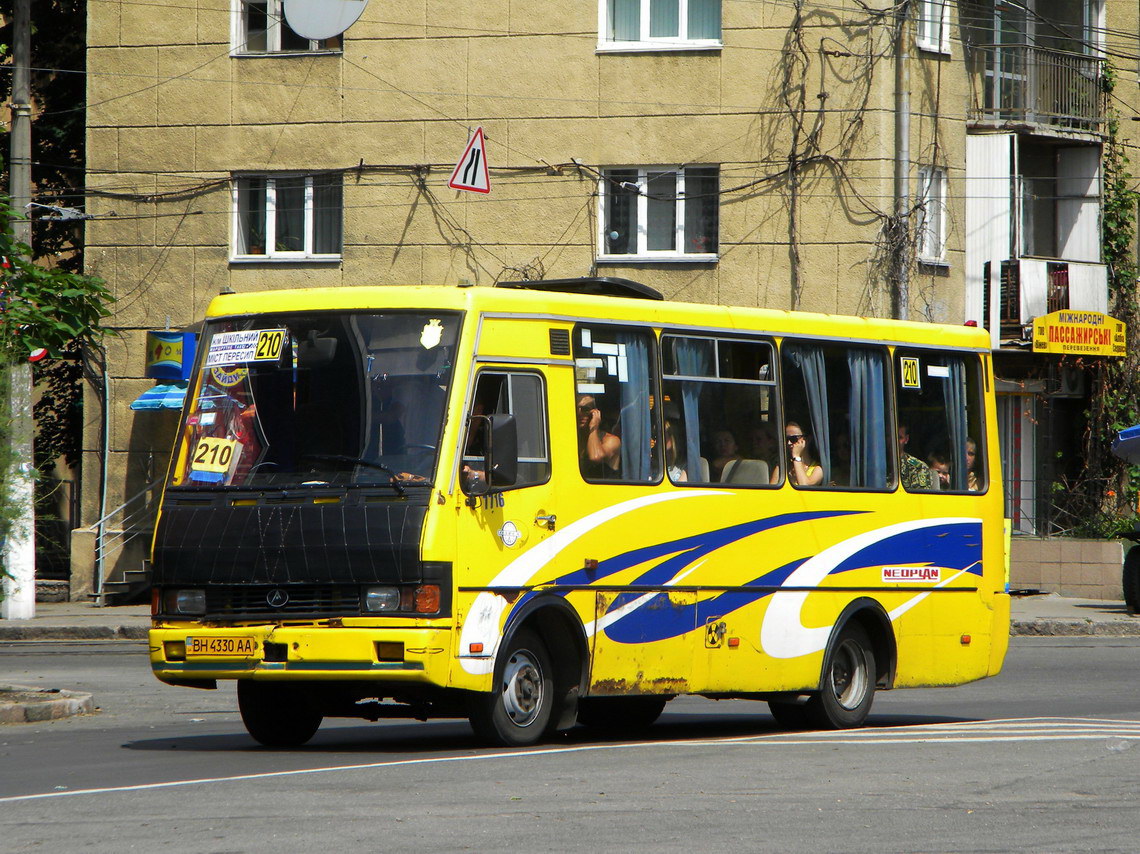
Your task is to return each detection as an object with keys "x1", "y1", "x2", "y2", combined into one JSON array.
[{"x1": 1067, "y1": 63, "x2": 1140, "y2": 535}]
